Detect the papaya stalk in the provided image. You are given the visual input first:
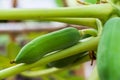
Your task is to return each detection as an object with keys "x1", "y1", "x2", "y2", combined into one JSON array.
[
  {"x1": 0, "y1": 4, "x2": 113, "y2": 22},
  {"x1": 21, "y1": 68, "x2": 61, "y2": 78},
  {"x1": 21, "y1": 53, "x2": 90, "y2": 78},
  {"x1": 0, "y1": 50, "x2": 89, "y2": 78},
  {"x1": 80, "y1": 28, "x2": 97, "y2": 37},
  {"x1": 108, "y1": 0, "x2": 120, "y2": 16},
  {"x1": 39, "y1": 18, "x2": 97, "y2": 29}
]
